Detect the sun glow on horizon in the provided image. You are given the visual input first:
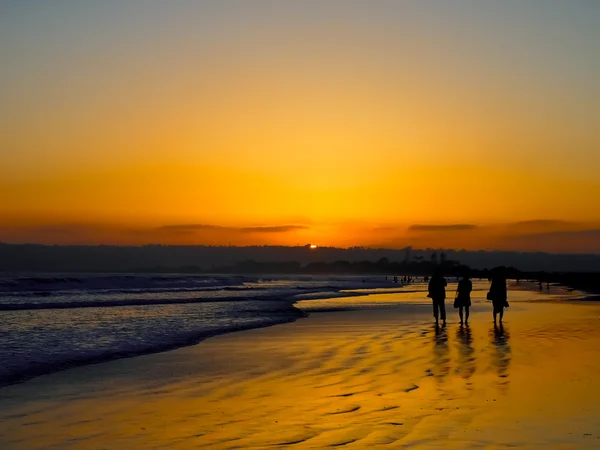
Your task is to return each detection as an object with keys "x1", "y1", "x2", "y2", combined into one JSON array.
[{"x1": 1, "y1": 2, "x2": 599, "y2": 252}]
